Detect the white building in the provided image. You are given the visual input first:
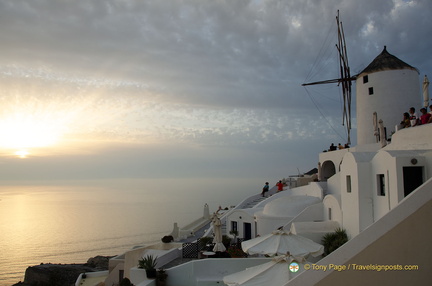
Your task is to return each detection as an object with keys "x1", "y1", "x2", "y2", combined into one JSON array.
[
  {"x1": 286, "y1": 48, "x2": 432, "y2": 284},
  {"x1": 317, "y1": 47, "x2": 430, "y2": 238},
  {"x1": 226, "y1": 207, "x2": 261, "y2": 240}
]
